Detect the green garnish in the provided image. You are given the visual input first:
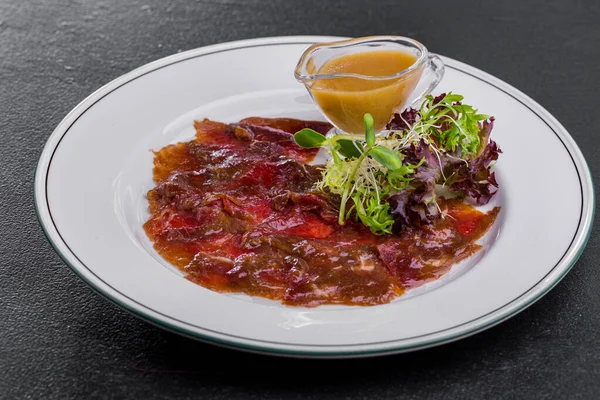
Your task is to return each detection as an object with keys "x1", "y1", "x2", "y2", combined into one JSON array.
[
  {"x1": 293, "y1": 128, "x2": 328, "y2": 148},
  {"x1": 293, "y1": 92, "x2": 492, "y2": 235},
  {"x1": 417, "y1": 92, "x2": 489, "y2": 154},
  {"x1": 294, "y1": 113, "x2": 413, "y2": 235}
]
